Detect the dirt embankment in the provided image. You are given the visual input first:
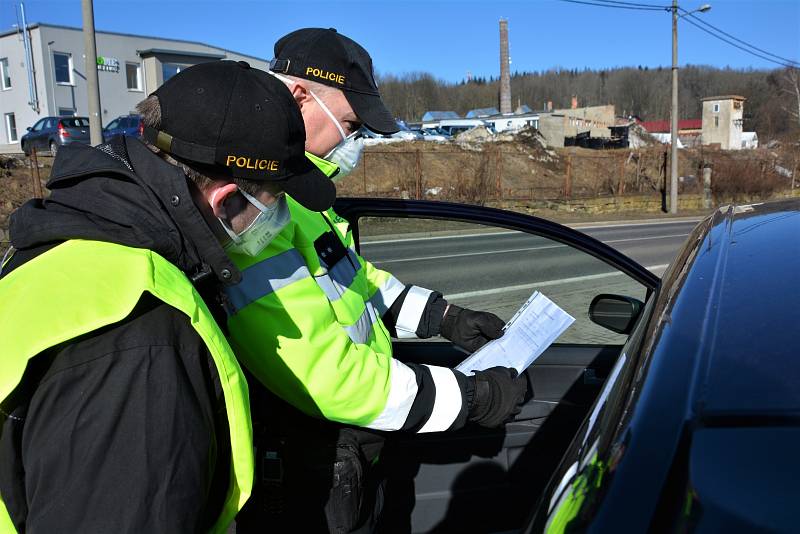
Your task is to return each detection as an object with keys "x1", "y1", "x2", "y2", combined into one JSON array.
[
  {"x1": 339, "y1": 133, "x2": 799, "y2": 209},
  {"x1": 1, "y1": 135, "x2": 797, "y2": 242},
  {"x1": 1, "y1": 154, "x2": 51, "y2": 243}
]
